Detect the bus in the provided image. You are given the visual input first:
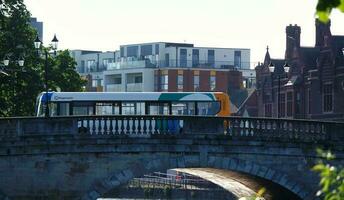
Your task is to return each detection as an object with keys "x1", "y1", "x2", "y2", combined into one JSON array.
[{"x1": 35, "y1": 92, "x2": 231, "y2": 117}]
